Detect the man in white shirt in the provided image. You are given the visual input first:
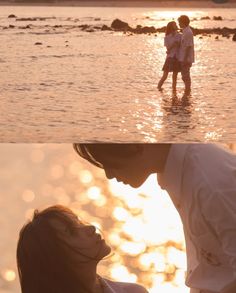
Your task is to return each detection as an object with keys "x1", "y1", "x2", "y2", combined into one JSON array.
[
  {"x1": 74, "y1": 143, "x2": 236, "y2": 293},
  {"x1": 178, "y1": 15, "x2": 195, "y2": 98}
]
